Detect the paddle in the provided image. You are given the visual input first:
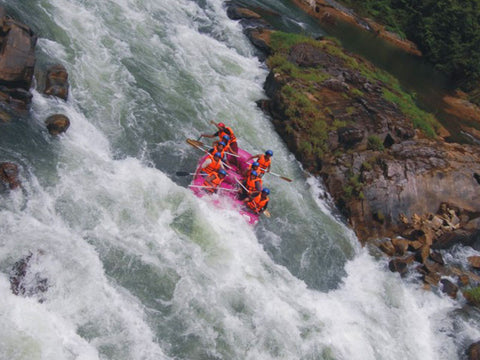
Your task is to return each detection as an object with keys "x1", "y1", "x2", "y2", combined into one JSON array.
[
  {"x1": 263, "y1": 209, "x2": 271, "y2": 218},
  {"x1": 187, "y1": 138, "x2": 240, "y2": 158},
  {"x1": 267, "y1": 171, "x2": 293, "y2": 183},
  {"x1": 176, "y1": 171, "x2": 196, "y2": 176}
]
